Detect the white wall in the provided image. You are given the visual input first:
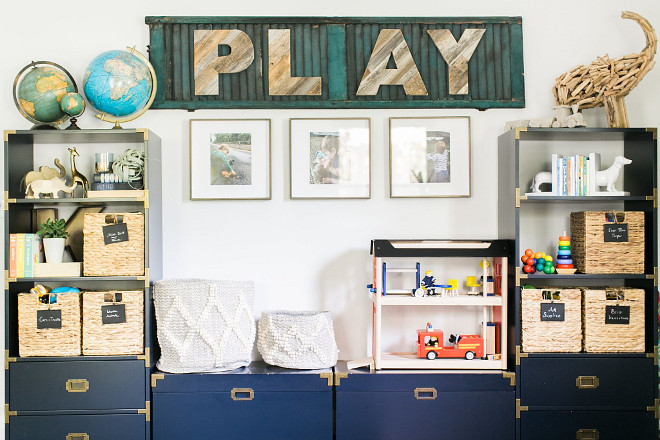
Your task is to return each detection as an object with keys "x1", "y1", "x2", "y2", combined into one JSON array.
[{"x1": 1, "y1": 0, "x2": 659, "y2": 373}]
